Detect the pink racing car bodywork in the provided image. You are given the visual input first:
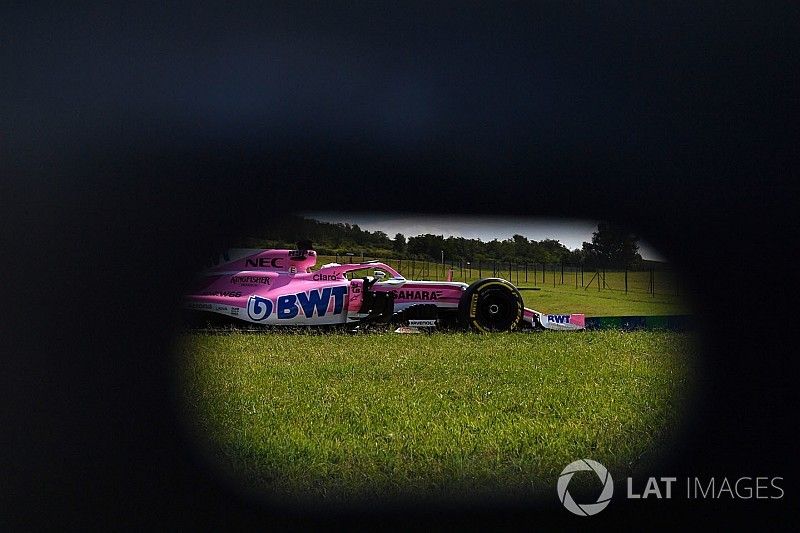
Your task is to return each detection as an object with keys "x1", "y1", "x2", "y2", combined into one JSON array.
[{"x1": 184, "y1": 247, "x2": 585, "y2": 331}]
